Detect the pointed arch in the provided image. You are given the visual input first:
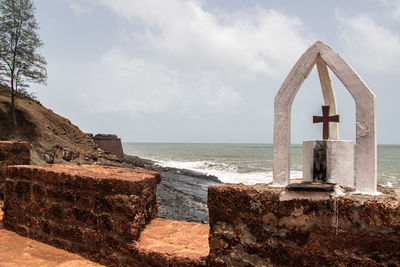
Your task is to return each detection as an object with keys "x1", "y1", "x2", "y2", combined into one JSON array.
[{"x1": 272, "y1": 41, "x2": 377, "y2": 194}]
